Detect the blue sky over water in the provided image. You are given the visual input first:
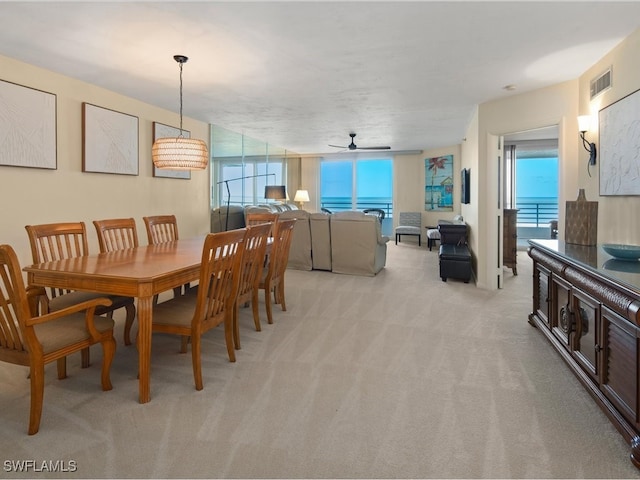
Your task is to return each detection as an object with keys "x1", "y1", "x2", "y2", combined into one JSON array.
[{"x1": 516, "y1": 157, "x2": 558, "y2": 199}]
